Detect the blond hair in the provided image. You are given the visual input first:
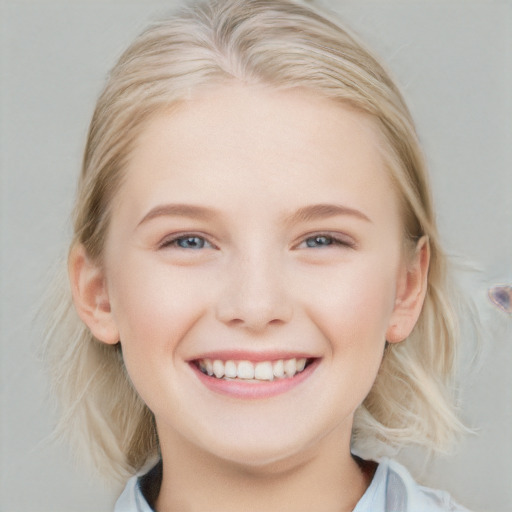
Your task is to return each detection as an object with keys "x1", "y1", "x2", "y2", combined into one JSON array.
[{"x1": 44, "y1": 0, "x2": 463, "y2": 482}]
